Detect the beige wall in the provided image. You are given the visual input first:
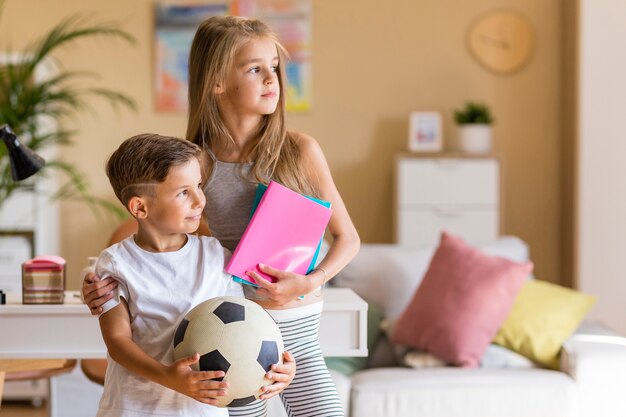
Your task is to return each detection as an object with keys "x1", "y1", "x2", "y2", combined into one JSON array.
[{"x1": 0, "y1": 0, "x2": 564, "y2": 289}]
